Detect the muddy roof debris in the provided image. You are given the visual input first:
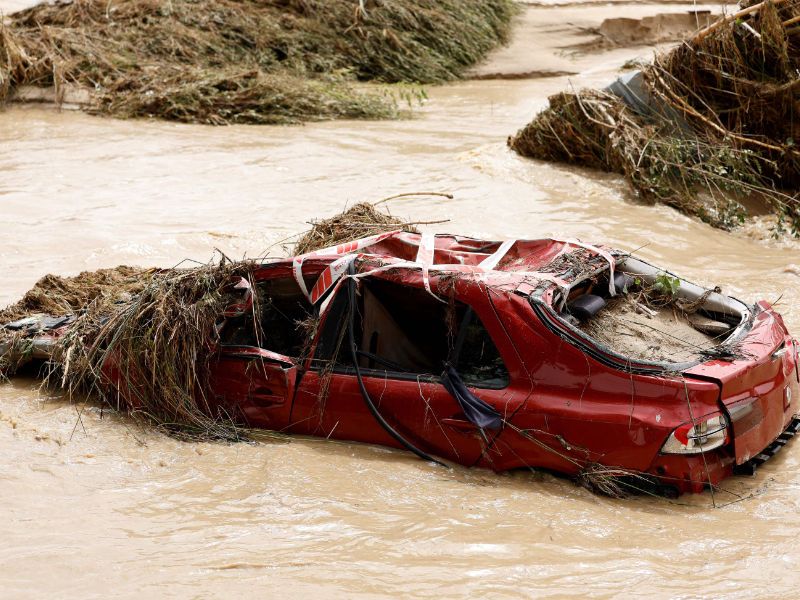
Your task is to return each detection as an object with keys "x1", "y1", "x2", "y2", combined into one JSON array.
[
  {"x1": 0, "y1": 0, "x2": 516, "y2": 124},
  {"x1": 508, "y1": 0, "x2": 800, "y2": 236},
  {"x1": 0, "y1": 266, "x2": 154, "y2": 323}
]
